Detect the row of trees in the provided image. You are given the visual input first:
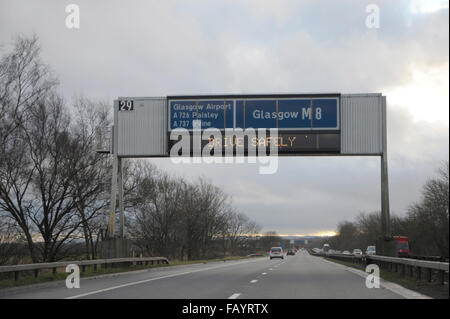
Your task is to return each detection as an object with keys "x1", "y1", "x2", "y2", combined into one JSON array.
[
  {"x1": 322, "y1": 162, "x2": 449, "y2": 257},
  {"x1": 125, "y1": 162, "x2": 262, "y2": 260},
  {"x1": 0, "y1": 35, "x2": 263, "y2": 264}
]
